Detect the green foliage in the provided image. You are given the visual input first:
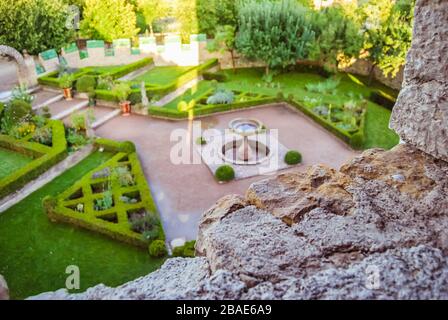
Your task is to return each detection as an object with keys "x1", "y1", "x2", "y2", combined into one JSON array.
[
  {"x1": 207, "y1": 25, "x2": 237, "y2": 69},
  {"x1": 357, "y1": 0, "x2": 414, "y2": 77},
  {"x1": 32, "y1": 127, "x2": 53, "y2": 146},
  {"x1": 172, "y1": 240, "x2": 196, "y2": 257},
  {"x1": 80, "y1": 0, "x2": 139, "y2": 41},
  {"x1": 137, "y1": 0, "x2": 169, "y2": 35},
  {"x1": 148, "y1": 240, "x2": 167, "y2": 258},
  {"x1": 1, "y1": 100, "x2": 33, "y2": 134},
  {"x1": 310, "y1": 5, "x2": 364, "y2": 71},
  {"x1": 236, "y1": 0, "x2": 315, "y2": 75},
  {"x1": 94, "y1": 190, "x2": 113, "y2": 211},
  {"x1": 215, "y1": 165, "x2": 235, "y2": 182},
  {"x1": 59, "y1": 73, "x2": 74, "y2": 89},
  {"x1": 195, "y1": 136, "x2": 206, "y2": 145},
  {"x1": 76, "y1": 75, "x2": 96, "y2": 92},
  {"x1": 70, "y1": 113, "x2": 87, "y2": 132},
  {"x1": 305, "y1": 77, "x2": 341, "y2": 94},
  {"x1": 284, "y1": 150, "x2": 302, "y2": 165},
  {"x1": 11, "y1": 85, "x2": 35, "y2": 104},
  {"x1": 0, "y1": 0, "x2": 74, "y2": 55},
  {"x1": 113, "y1": 83, "x2": 132, "y2": 103},
  {"x1": 113, "y1": 166, "x2": 135, "y2": 187},
  {"x1": 206, "y1": 88, "x2": 235, "y2": 105},
  {"x1": 0, "y1": 120, "x2": 68, "y2": 199}
]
